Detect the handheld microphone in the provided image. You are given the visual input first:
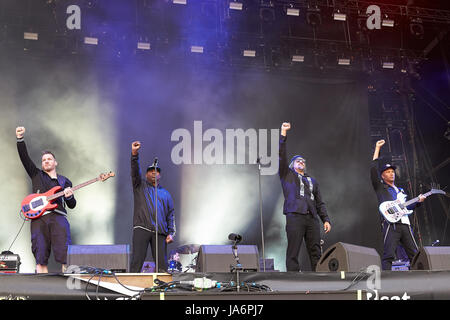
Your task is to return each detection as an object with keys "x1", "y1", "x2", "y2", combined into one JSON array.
[{"x1": 228, "y1": 233, "x2": 242, "y2": 243}]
